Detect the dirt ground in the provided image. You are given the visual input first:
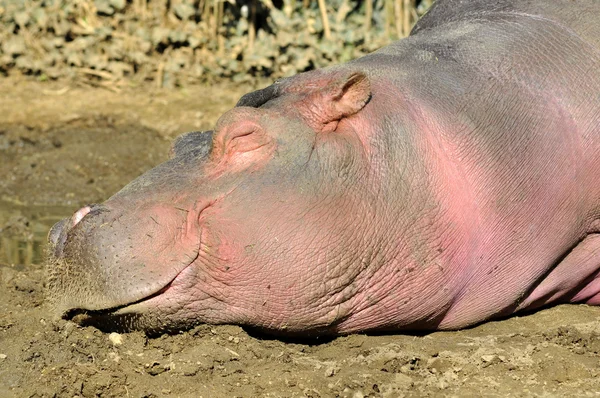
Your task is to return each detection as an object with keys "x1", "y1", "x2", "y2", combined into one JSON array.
[{"x1": 1, "y1": 77, "x2": 600, "y2": 398}]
